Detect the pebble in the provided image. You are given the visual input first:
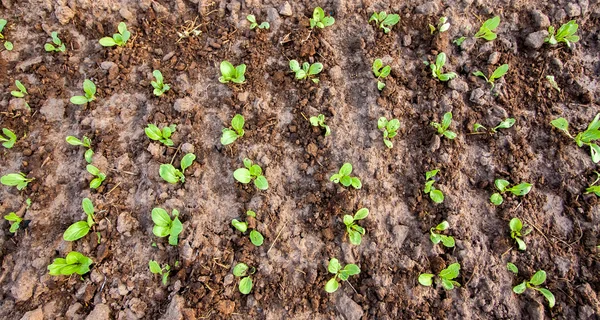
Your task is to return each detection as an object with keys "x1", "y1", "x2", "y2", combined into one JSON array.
[
  {"x1": 531, "y1": 10, "x2": 550, "y2": 29},
  {"x1": 181, "y1": 143, "x2": 195, "y2": 154},
  {"x1": 488, "y1": 52, "x2": 500, "y2": 65},
  {"x1": 279, "y1": 2, "x2": 292, "y2": 16},
  {"x1": 566, "y1": 3, "x2": 581, "y2": 17},
  {"x1": 525, "y1": 30, "x2": 548, "y2": 49}
]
